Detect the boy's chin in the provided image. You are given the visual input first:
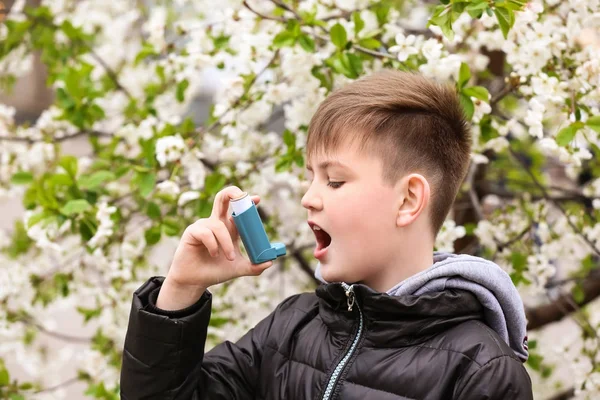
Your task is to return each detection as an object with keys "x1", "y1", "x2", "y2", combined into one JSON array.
[{"x1": 320, "y1": 264, "x2": 350, "y2": 284}]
